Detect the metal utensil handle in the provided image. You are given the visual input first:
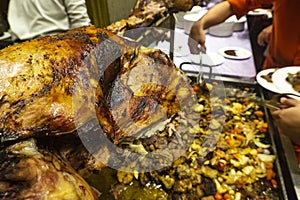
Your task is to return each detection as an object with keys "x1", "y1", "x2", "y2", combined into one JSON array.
[
  {"x1": 277, "y1": 93, "x2": 300, "y2": 100},
  {"x1": 197, "y1": 50, "x2": 203, "y2": 83}
]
